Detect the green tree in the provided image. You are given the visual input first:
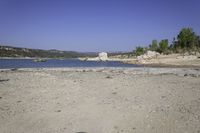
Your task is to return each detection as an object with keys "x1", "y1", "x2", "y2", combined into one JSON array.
[
  {"x1": 177, "y1": 28, "x2": 197, "y2": 50},
  {"x1": 134, "y1": 47, "x2": 145, "y2": 56},
  {"x1": 159, "y1": 39, "x2": 168, "y2": 53},
  {"x1": 197, "y1": 36, "x2": 200, "y2": 51},
  {"x1": 193, "y1": 36, "x2": 200, "y2": 53},
  {"x1": 150, "y1": 40, "x2": 158, "y2": 51}
]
